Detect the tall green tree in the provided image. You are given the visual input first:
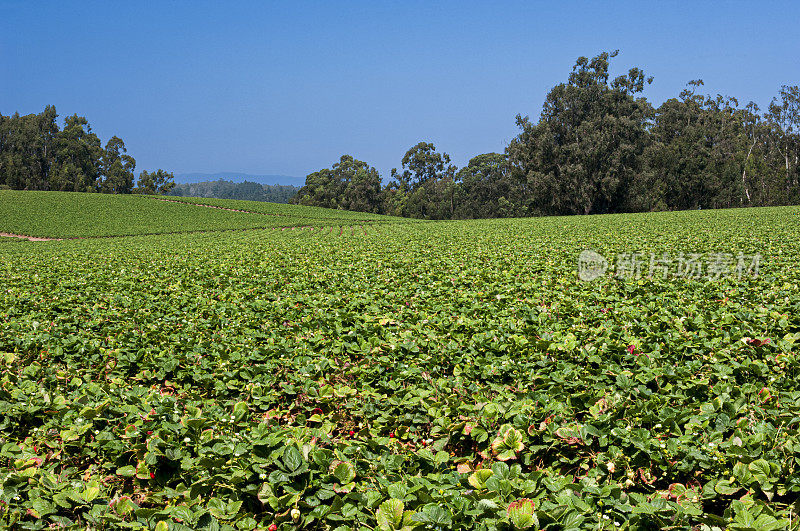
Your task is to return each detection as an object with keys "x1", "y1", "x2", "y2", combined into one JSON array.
[
  {"x1": 0, "y1": 106, "x2": 58, "y2": 190},
  {"x1": 393, "y1": 142, "x2": 452, "y2": 191},
  {"x1": 454, "y1": 153, "x2": 518, "y2": 218},
  {"x1": 136, "y1": 169, "x2": 176, "y2": 195},
  {"x1": 99, "y1": 136, "x2": 136, "y2": 194},
  {"x1": 507, "y1": 51, "x2": 654, "y2": 215},
  {"x1": 739, "y1": 102, "x2": 766, "y2": 206},
  {"x1": 292, "y1": 155, "x2": 382, "y2": 213},
  {"x1": 0, "y1": 107, "x2": 146, "y2": 194},
  {"x1": 767, "y1": 85, "x2": 800, "y2": 199},
  {"x1": 390, "y1": 142, "x2": 456, "y2": 218},
  {"x1": 49, "y1": 115, "x2": 103, "y2": 192},
  {"x1": 644, "y1": 82, "x2": 793, "y2": 210},
  {"x1": 380, "y1": 180, "x2": 408, "y2": 218}
]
